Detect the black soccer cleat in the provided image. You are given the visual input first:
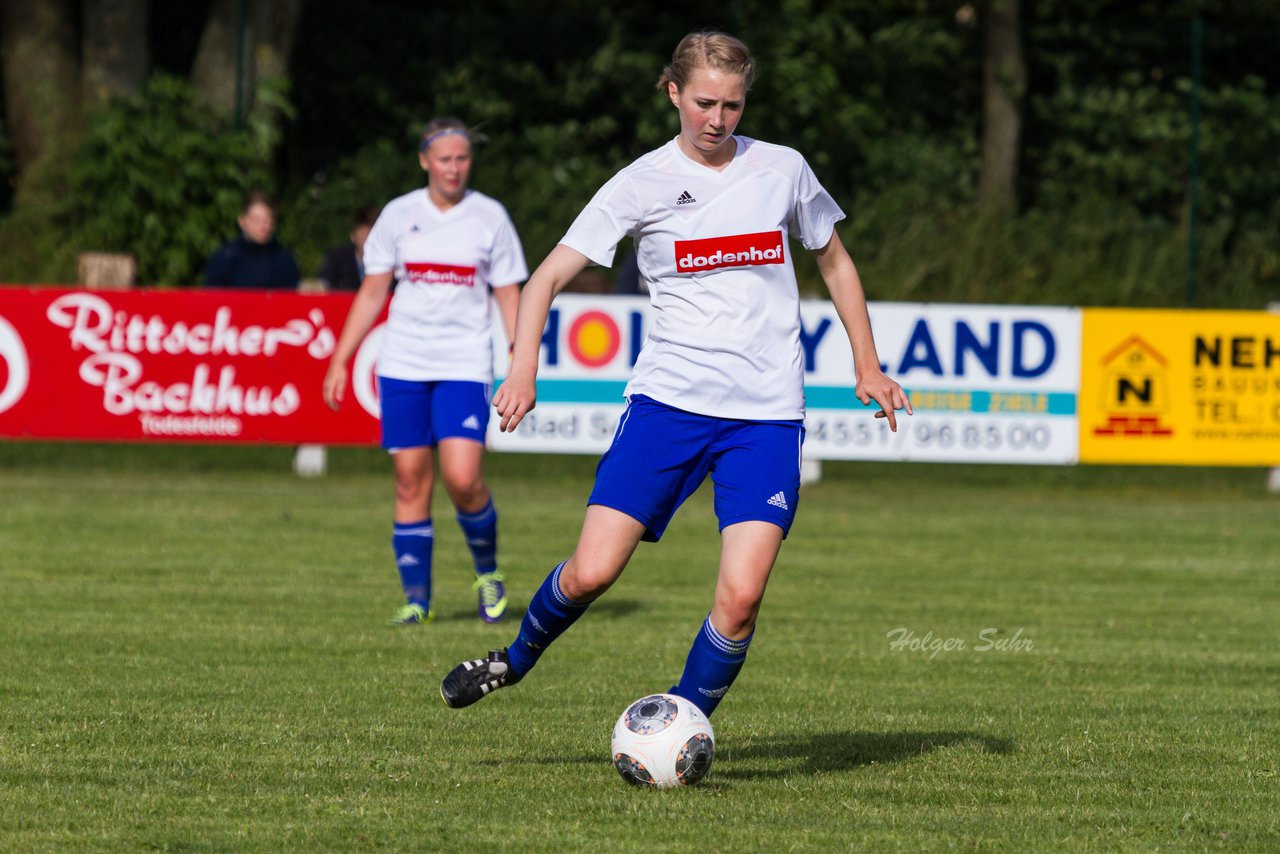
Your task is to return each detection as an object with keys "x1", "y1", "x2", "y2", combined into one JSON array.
[{"x1": 440, "y1": 648, "x2": 523, "y2": 709}]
